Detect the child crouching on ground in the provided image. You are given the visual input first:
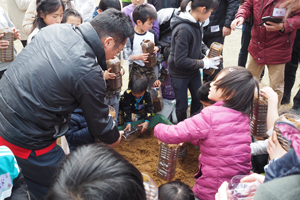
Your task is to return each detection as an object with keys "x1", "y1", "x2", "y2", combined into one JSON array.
[
  {"x1": 123, "y1": 4, "x2": 161, "y2": 89},
  {"x1": 121, "y1": 74, "x2": 153, "y2": 133},
  {"x1": 154, "y1": 66, "x2": 259, "y2": 199}
]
